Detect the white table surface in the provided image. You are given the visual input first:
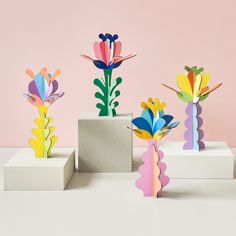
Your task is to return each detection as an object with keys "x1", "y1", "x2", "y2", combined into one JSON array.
[{"x1": 0, "y1": 147, "x2": 236, "y2": 236}]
